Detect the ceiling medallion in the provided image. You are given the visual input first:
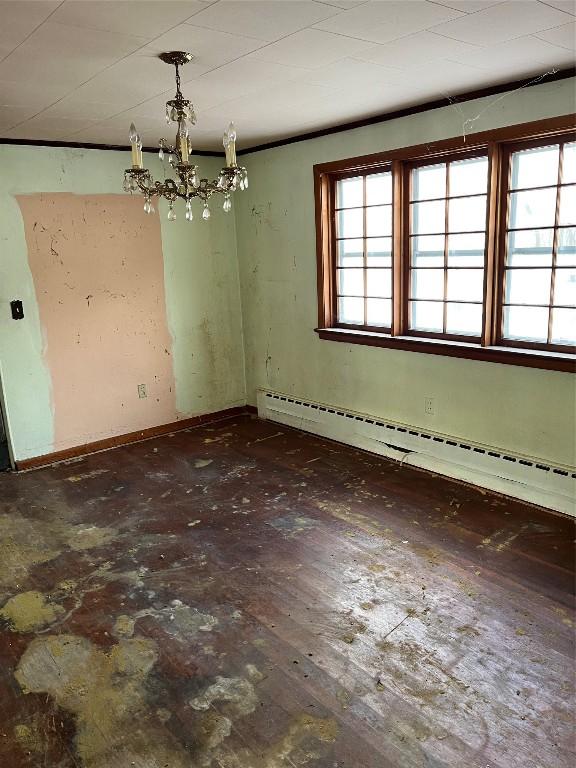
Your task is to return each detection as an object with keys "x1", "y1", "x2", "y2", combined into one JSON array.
[{"x1": 123, "y1": 51, "x2": 248, "y2": 222}]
